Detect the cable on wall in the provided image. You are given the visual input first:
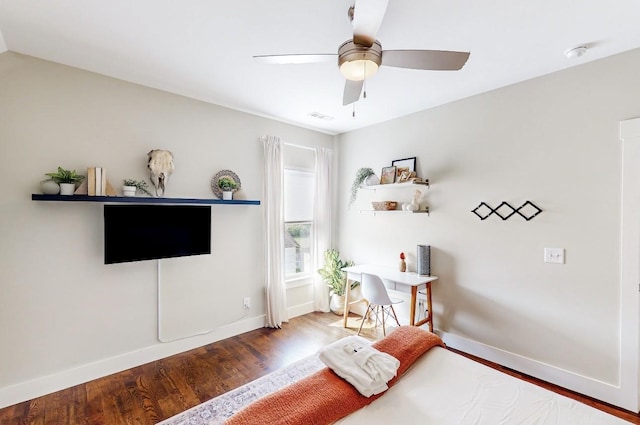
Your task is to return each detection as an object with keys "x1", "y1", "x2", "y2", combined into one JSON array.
[{"x1": 156, "y1": 259, "x2": 251, "y2": 343}]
